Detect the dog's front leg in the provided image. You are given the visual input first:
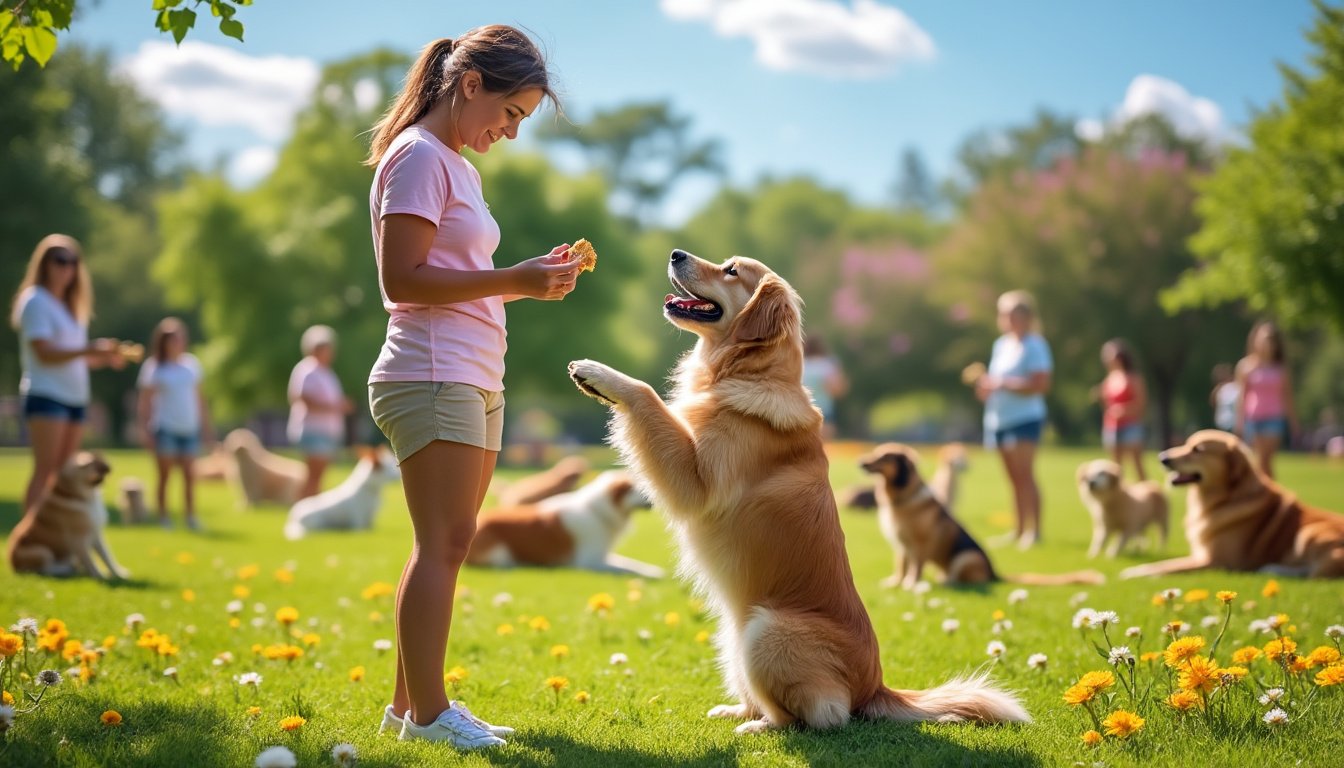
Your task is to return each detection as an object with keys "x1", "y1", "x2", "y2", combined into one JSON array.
[
  {"x1": 1087, "y1": 526, "x2": 1107, "y2": 559},
  {"x1": 598, "y1": 554, "x2": 667, "y2": 580},
  {"x1": 73, "y1": 540, "x2": 109, "y2": 581},
  {"x1": 92, "y1": 534, "x2": 131, "y2": 580},
  {"x1": 569, "y1": 360, "x2": 708, "y2": 512}
]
